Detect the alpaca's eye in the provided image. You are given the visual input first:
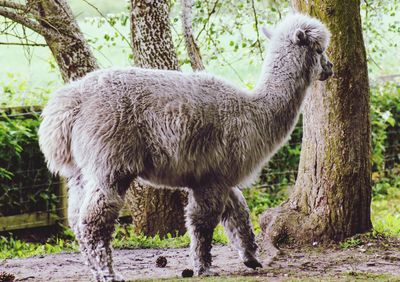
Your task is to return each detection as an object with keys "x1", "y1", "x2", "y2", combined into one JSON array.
[{"x1": 316, "y1": 48, "x2": 323, "y2": 54}]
